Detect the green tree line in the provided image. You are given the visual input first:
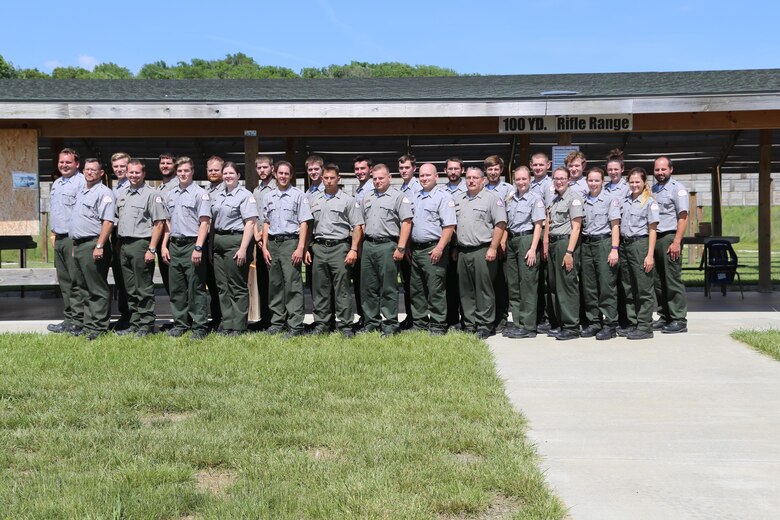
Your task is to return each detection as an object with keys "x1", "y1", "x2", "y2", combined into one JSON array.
[{"x1": 0, "y1": 53, "x2": 460, "y2": 79}]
